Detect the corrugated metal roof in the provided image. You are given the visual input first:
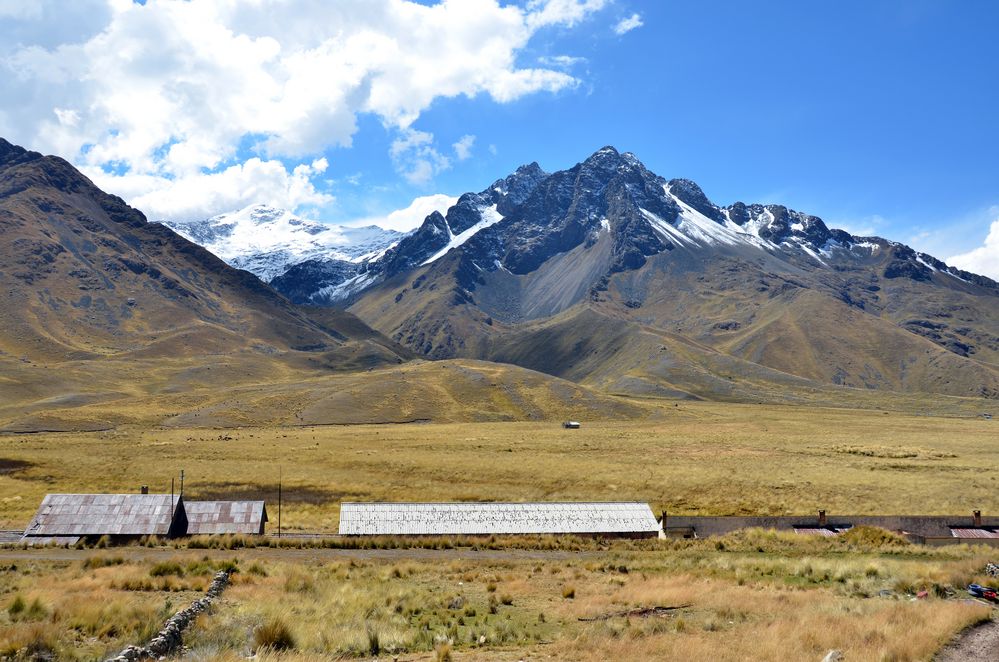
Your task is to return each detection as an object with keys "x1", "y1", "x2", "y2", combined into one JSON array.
[
  {"x1": 338, "y1": 502, "x2": 660, "y2": 536},
  {"x1": 793, "y1": 527, "x2": 851, "y2": 536},
  {"x1": 18, "y1": 536, "x2": 81, "y2": 547},
  {"x1": 185, "y1": 501, "x2": 267, "y2": 535},
  {"x1": 950, "y1": 528, "x2": 999, "y2": 539},
  {"x1": 23, "y1": 494, "x2": 181, "y2": 537}
]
